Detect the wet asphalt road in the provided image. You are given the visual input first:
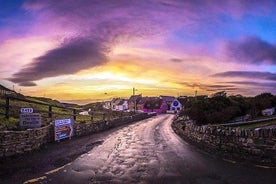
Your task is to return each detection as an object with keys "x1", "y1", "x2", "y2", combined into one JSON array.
[{"x1": 25, "y1": 114, "x2": 276, "y2": 184}]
